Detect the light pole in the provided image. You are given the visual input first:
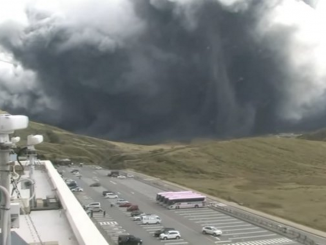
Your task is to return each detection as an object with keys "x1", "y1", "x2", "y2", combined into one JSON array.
[{"x1": 0, "y1": 114, "x2": 29, "y2": 245}]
